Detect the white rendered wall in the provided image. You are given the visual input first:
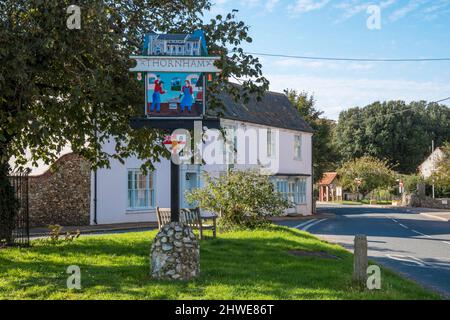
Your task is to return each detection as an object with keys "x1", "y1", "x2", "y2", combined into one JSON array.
[{"x1": 91, "y1": 121, "x2": 313, "y2": 225}]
